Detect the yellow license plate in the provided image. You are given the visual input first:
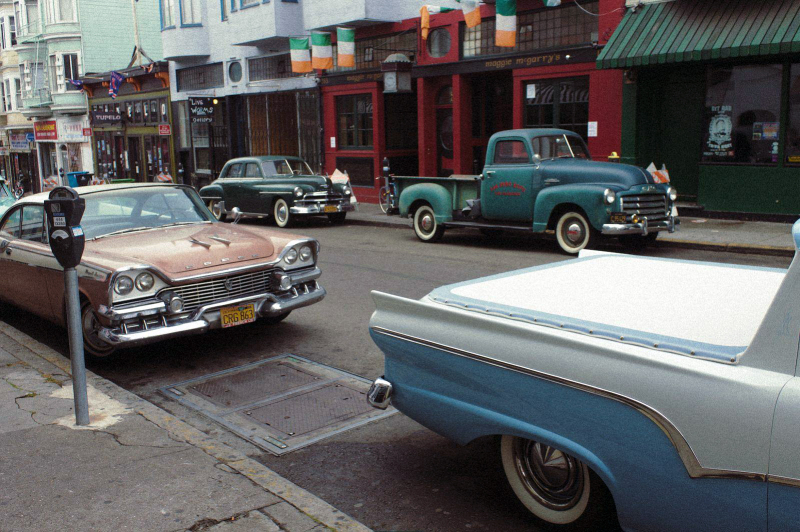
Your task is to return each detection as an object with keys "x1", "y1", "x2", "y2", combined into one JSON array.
[
  {"x1": 220, "y1": 303, "x2": 256, "y2": 328},
  {"x1": 323, "y1": 205, "x2": 338, "y2": 213},
  {"x1": 610, "y1": 212, "x2": 627, "y2": 224}
]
